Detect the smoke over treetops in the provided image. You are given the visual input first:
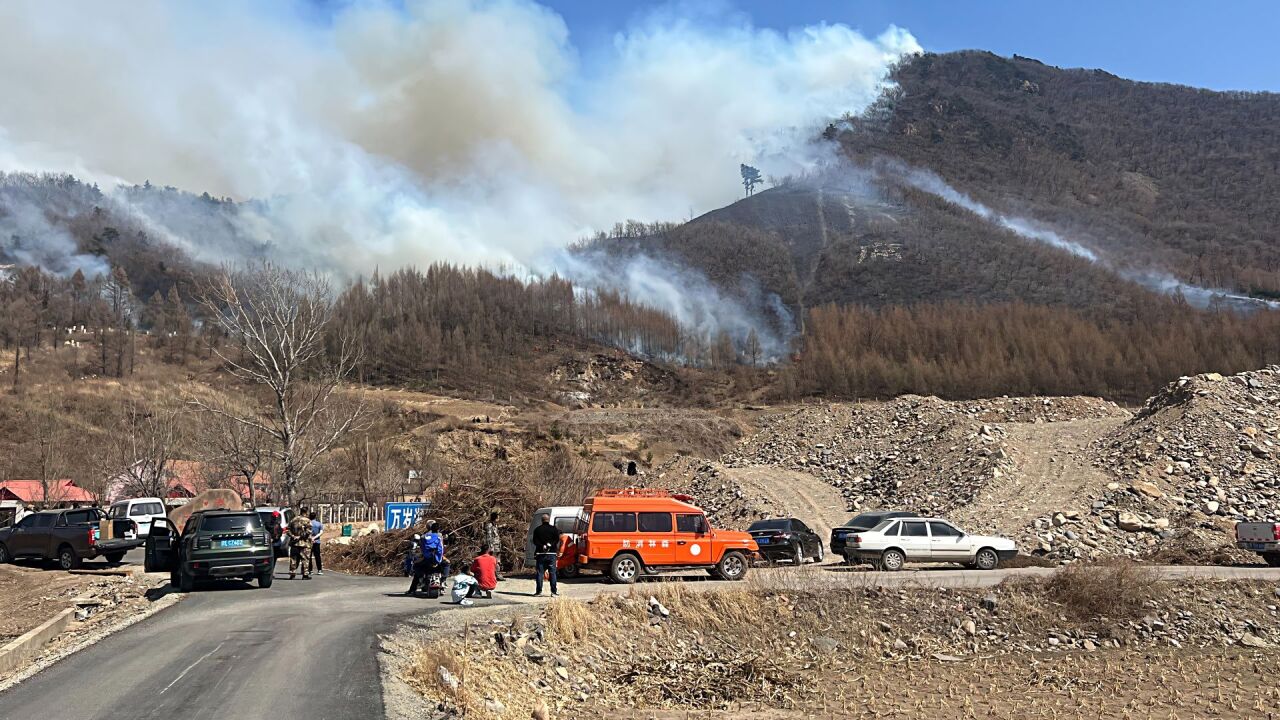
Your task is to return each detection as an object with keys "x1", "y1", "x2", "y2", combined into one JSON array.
[{"x1": 0, "y1": 0, "x2": 918, "y2": 277}]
